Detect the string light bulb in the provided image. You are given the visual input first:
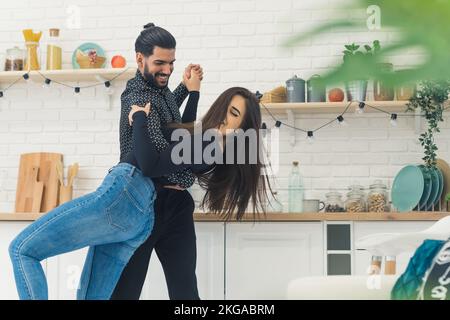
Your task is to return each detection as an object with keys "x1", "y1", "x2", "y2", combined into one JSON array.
[
  {"x1": 261, "y1": 122, "x2": 267, "y2": 137},
  {"x1": 23, "y1": 73, "x2": 29, "y2": 81},
  {"x1": 42, "y1": 78, "x2": 51, "y2": 89},
  {"x1": 307, "y1": 131, "x2": 314, "y2": 143},
  {"x1": 74, "y1": 87, "x2": 81, "y2": 94},
  {"x1": 104, "y1": 81, "x2": 114, "y2": 95},
  {"x1": 275, "y1": 120, "x2": 282, "y2": 128},
  {"x1": 337, "y1": 115, "x2": 347, "y2": 126},
  {"x1": 356, "y1": 101, "x2": 365, "y2": 114},
  {"x1": 390, "y1": 113, "x2": 398, "y2": 127}
]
